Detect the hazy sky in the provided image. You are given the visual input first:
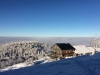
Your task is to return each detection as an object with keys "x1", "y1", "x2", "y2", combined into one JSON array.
[
  {"x1": 0, "y1": 37, "x2": 92, "y2": 46},
  {"x1": 0, "y1": 0, "x2": 100, "y2": 37}
]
